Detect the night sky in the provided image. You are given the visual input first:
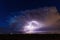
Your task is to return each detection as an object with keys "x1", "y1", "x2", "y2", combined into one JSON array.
[{"x1": 0, "y1": 0, "x2": 60, "y2": 33}]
